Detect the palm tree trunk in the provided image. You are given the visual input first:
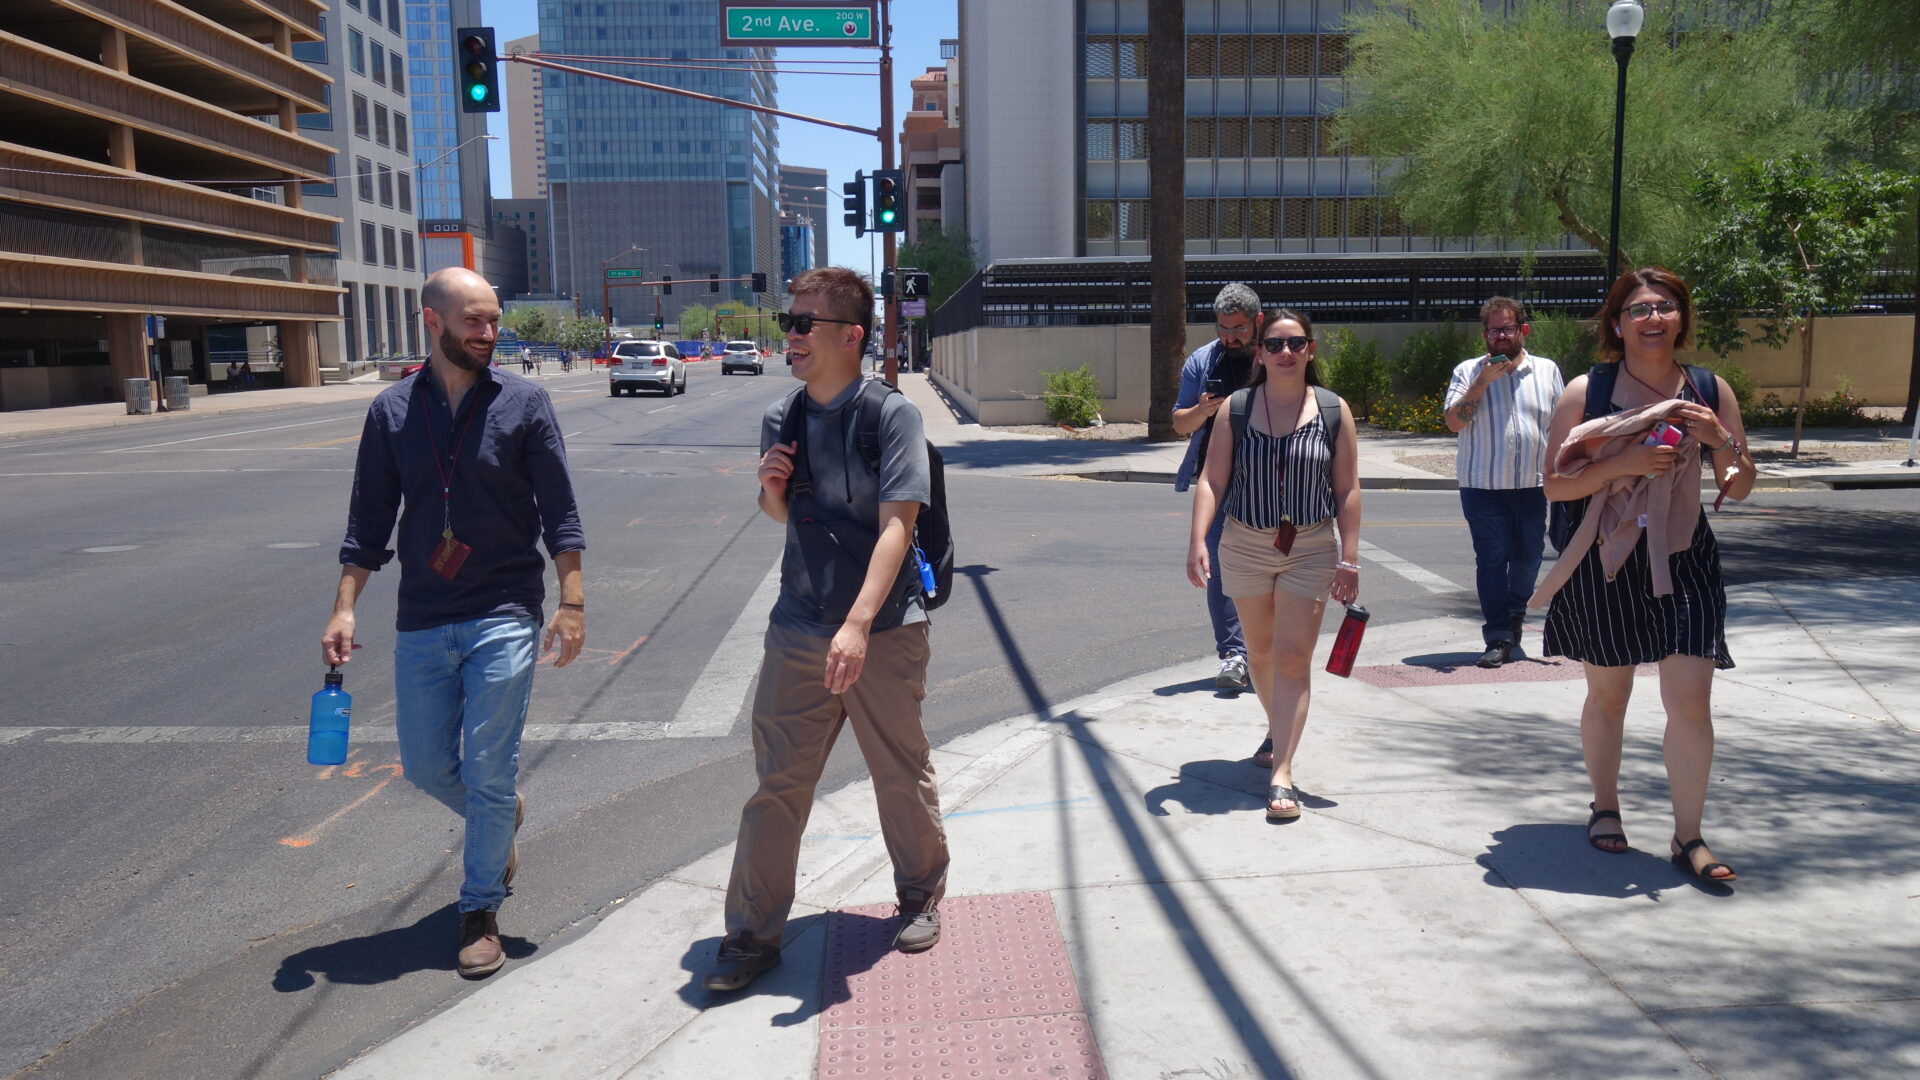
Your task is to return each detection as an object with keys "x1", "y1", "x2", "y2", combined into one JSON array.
[{"x1": 1146, "y1": 0, "x2": 1185, "y2": 441}]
